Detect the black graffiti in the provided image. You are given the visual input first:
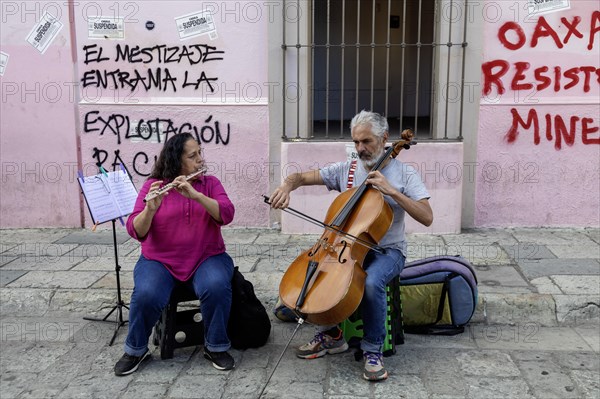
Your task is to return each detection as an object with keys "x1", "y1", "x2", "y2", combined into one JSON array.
[
  {"x1": 80, "y1": 67, "x2": 178, "y2": 92},
  {"x1": 82, "y1": 44, "x2": 110, "y2": 64},
  {"x1": 80, "y1": 68, "x2": 168, "y2": 92},
  {"x1": 193, "y1": 115, "x2": 230, "y2": 145},
  {"x1": 181, "y1": 71, "x2": 217, "y2": 92},
  {"x1": 82, "y1": 43, "x2": 224, "y2": 65},
  {"x1": 81, "y1": 43, "x2": 223, "y2": 92},
  {"x1": 131, "y1": 151, "x2": 154, "y2": 176},
  {"x1": 92, "y1": 147, "x2": 155, "y2": 177},
  {"x1": 84, "y1": 112, "x2": 129, "y2": 144},
  {"x1": 114, "y1": 44, "x2": 224, "y2": 65},
  {"x1": 92, "y1": 147, "x2": 127, "y2": 173},
  {"x1": 81, "y1": 67, "x2": 218, "y2": 92},
  {"x1": 84, "y1": 111, "x2": 230, "y2": 146}
]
